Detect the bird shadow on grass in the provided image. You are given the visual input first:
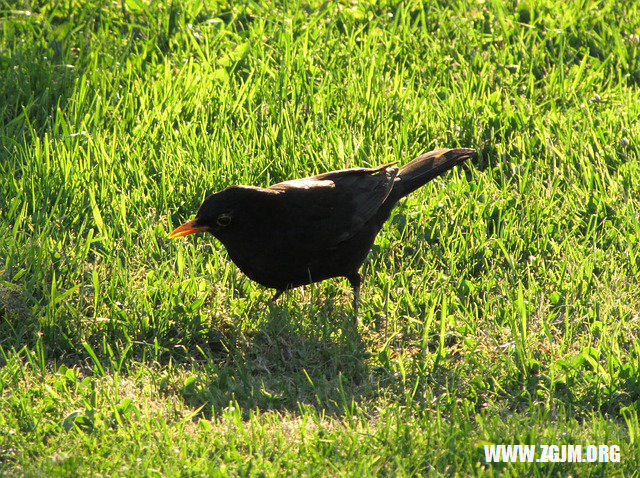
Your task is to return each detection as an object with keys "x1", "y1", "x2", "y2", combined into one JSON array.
[
  {"x1": 175, "y1": 298, "x2": 377, "y2": 419},
  {"x1": 0, "y1": 281, "x2": 377, "y2": 419}
]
